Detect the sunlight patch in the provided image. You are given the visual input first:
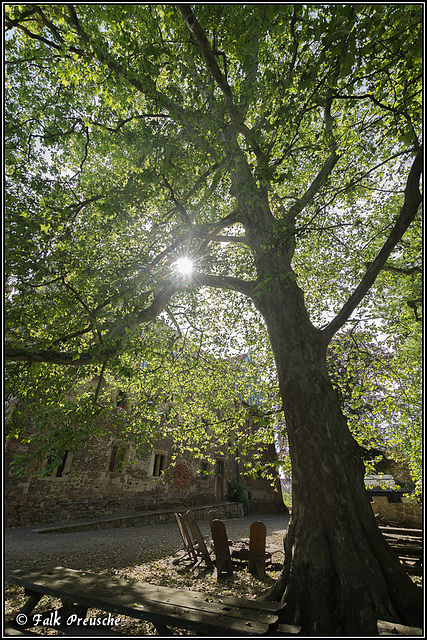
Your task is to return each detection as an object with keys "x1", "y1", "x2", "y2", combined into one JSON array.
[{"x1": 174, "y1": 257, "x2": 194, "y2": 275}]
